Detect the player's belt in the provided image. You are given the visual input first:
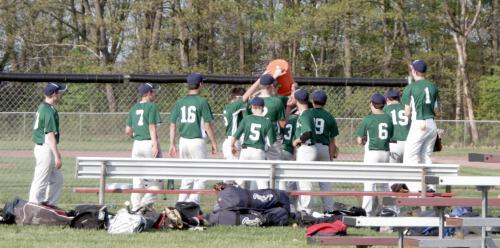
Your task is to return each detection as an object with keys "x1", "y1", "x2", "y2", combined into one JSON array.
[
  {"x1": 35, "y1": 143, "x2": 43, "y2": 146},
  {"x1": 389, "y1": 140, "x2": 397, "y2": 143}
]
